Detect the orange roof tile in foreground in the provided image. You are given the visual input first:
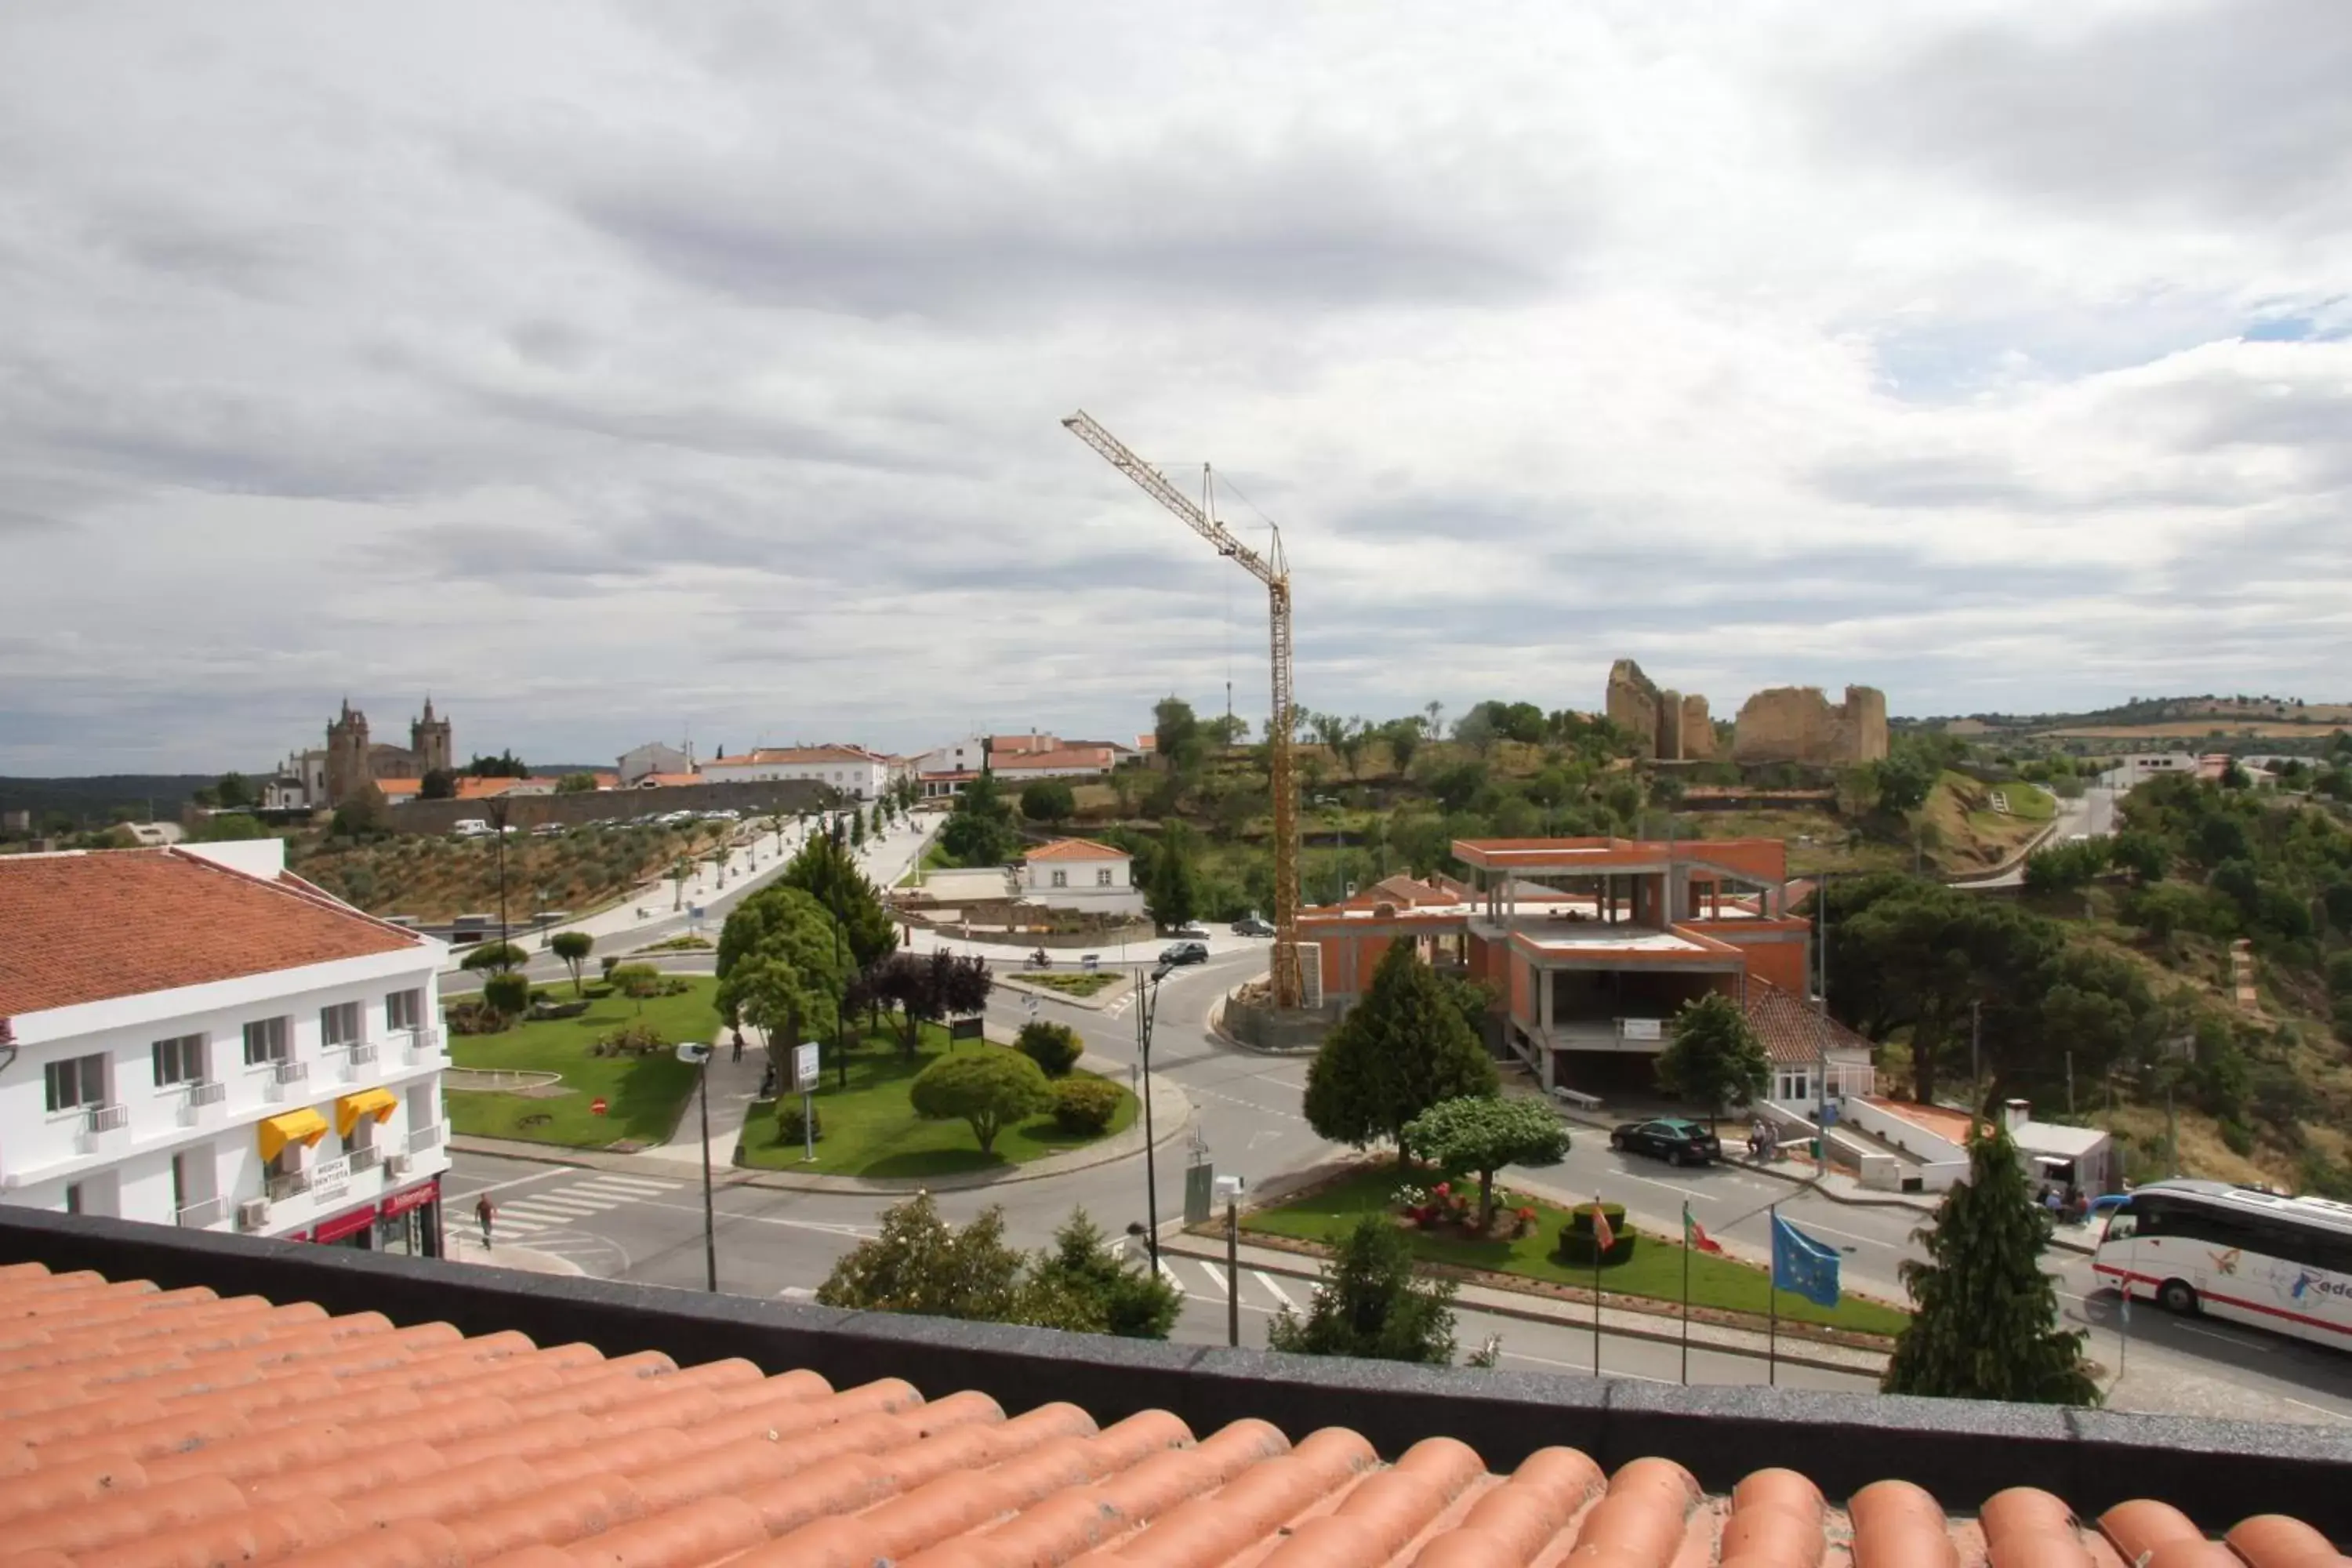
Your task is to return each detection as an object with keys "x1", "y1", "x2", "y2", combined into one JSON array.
[{"x1": 0, "y1": 1259, "x2": 2339, "y2": 1568}]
